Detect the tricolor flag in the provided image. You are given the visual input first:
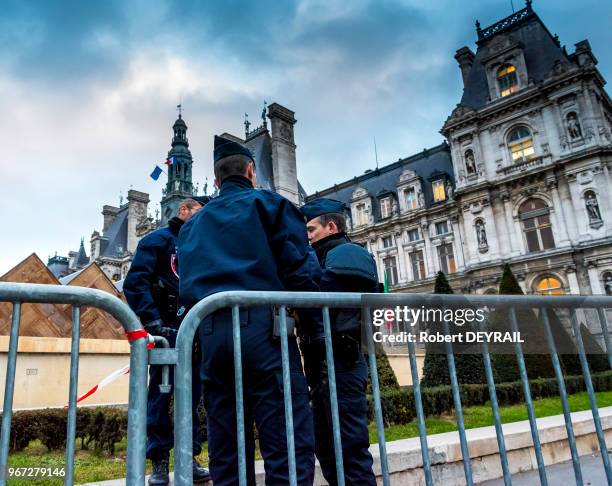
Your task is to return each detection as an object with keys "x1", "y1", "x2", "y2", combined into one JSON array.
[
  {"x1": 150, "y1": 165, "x2": 163, "y2": 181},
  {"x1": 165, "y1": 156, "x2": 175, "y2": 166}
]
